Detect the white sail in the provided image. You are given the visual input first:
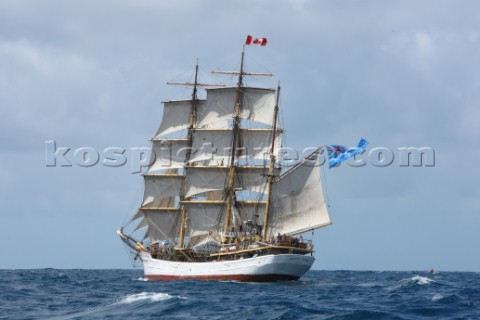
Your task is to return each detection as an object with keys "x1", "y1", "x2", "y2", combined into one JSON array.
[
  {"x1": 268, "y1": 153, "x2": 331, "y2": 236},
  {"x1": 184, "y1": 167, "x2": 269, "y2": 198},
  {"x1": 197, "y1": 87, "x2": 276, "y2": 128},
  {"x1": 234, "y1": 167, "x2": 269, "y2": 194},
  {"x1": 184, "y1": 167, "x2": 228, "y2": 198},
  {"x1": 131, "y1": 209, "x2": 143, "y2": 221},
  {"x1": 141, "y1": 209, "x2": 181, "y2": 242},
  {"x1": 184, "y1": 202, "x2": 225, "y2": 247},
  {"x1": 207, "y1": 190, "x2": 223, "y2": 200},
  {"x1": 134, "y1": 218, "x2": 148, "y2": 231},
  {"x1": 188, "y1": 129, "x2": 232, "y2": 164},
  {"x1": 142, "y1": 174, "x2": 183, "y2": 207},
  {"x1": 188, "y1": 129, "x2": 281, "y2": 165},
  {"x1": 147, "y1": 139, "x2": 190, "y2": 172},
  {"x1": 154, "y1": 100, "x2": 205, "y2": 138},
  {"x1": 237, "y1": 129, "x2": 283, "y2": 160}
]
